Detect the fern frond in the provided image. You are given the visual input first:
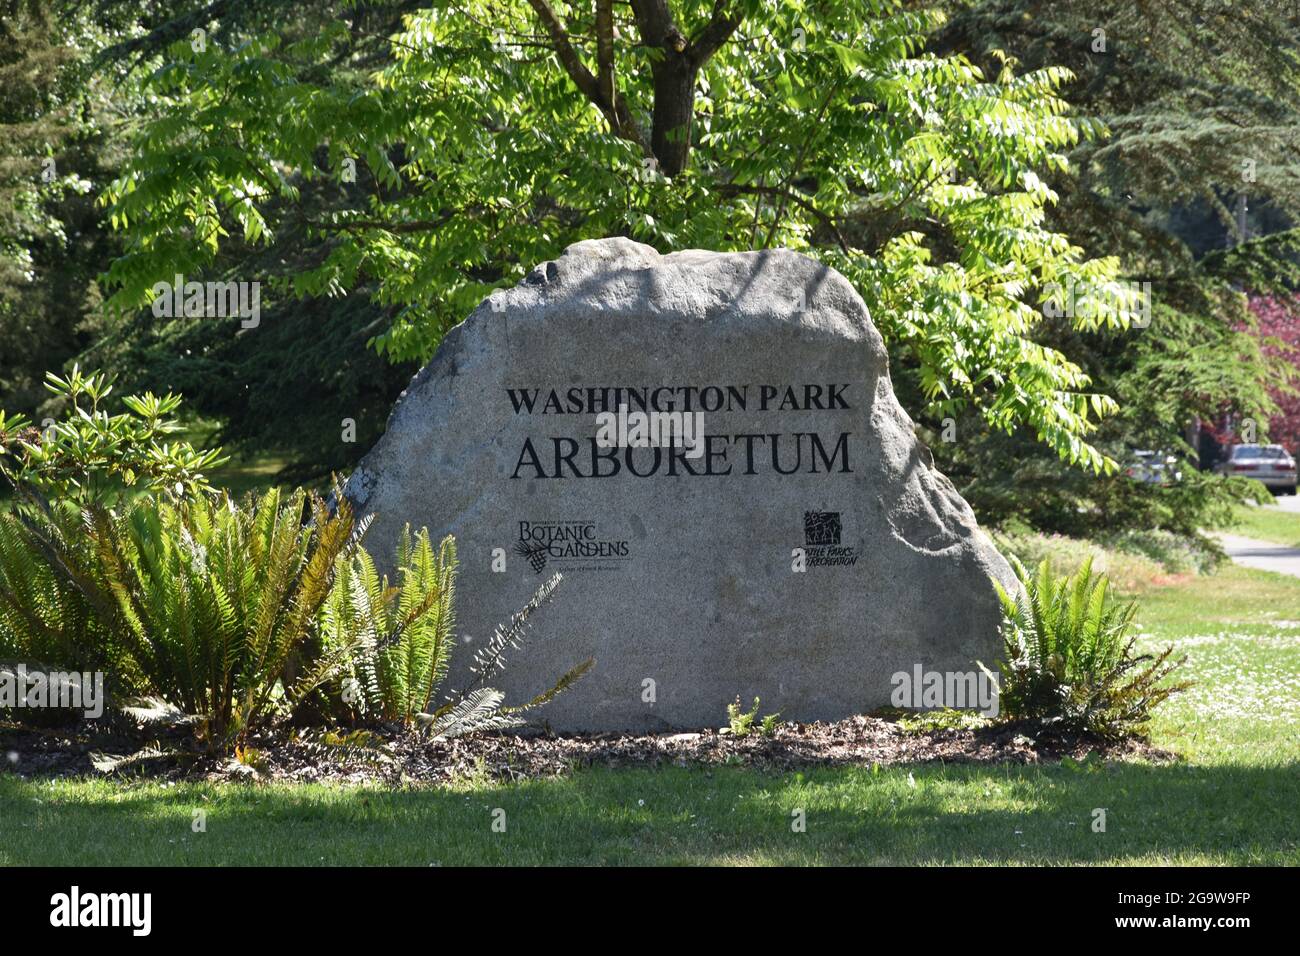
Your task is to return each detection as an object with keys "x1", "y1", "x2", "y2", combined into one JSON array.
[
  {"x1": 419, "y1": 687, "x2": 522, "y2": 739},
  {"x1": 503, "y1": 657, "x2": 594, "y2": 714},
  {"x1": 464, "y1": 572, "x2": 562, "y2": 695}
]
